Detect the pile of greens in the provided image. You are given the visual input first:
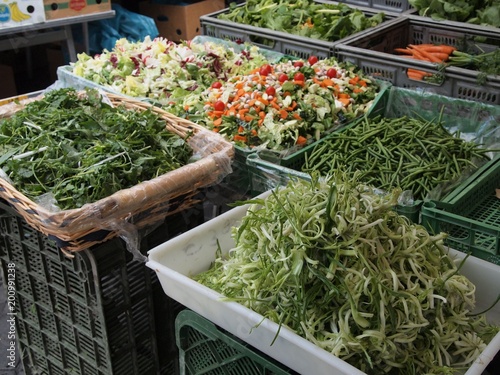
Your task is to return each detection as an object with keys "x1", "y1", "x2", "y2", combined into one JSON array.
[
  {"x1": 195, "y1": 175, "x2": 498, "y2": 374},
  {"x1": 0, "y1": 88, "x2": 193, "y2": 211},
  {"x1": 220, "y1": 0, "x2": 385, "y2": 41},
  {"x1": 72, "y1": 36, "x2": 271, "y2": 113},
  {"x1": 302, "y1": 115, "x2": 492, "y2": 201},
  {"x1": 409, "y1": 0, "x2": 500, "y2": 27}
]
